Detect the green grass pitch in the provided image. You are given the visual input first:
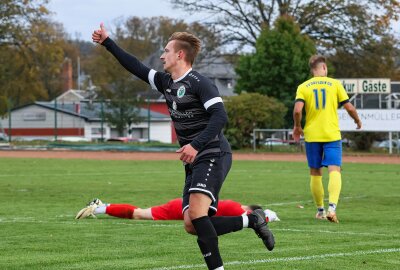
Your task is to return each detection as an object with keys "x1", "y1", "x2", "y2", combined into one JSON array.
[{"x1": 0, "y1": 157, "x2": 399, "y2": 269}]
